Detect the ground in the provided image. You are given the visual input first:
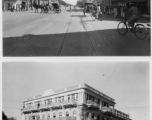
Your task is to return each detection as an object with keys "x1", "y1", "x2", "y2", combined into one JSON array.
[{"x1": 3, "y1": 6, "x2": 151, "y2": 56}]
